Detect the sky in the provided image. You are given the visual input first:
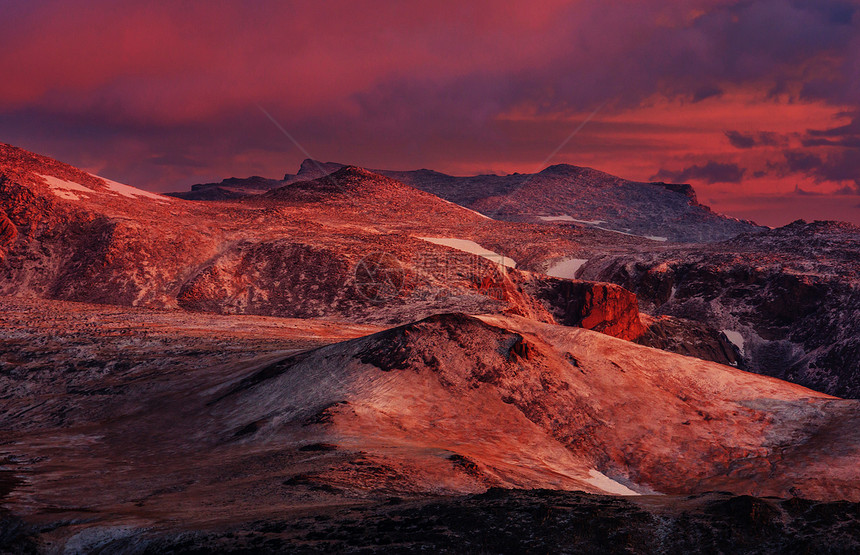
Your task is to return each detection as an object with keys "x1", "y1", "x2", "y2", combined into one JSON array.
[{"x1": 1, "y1": 0, "x2": 859, "y2": 226}]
